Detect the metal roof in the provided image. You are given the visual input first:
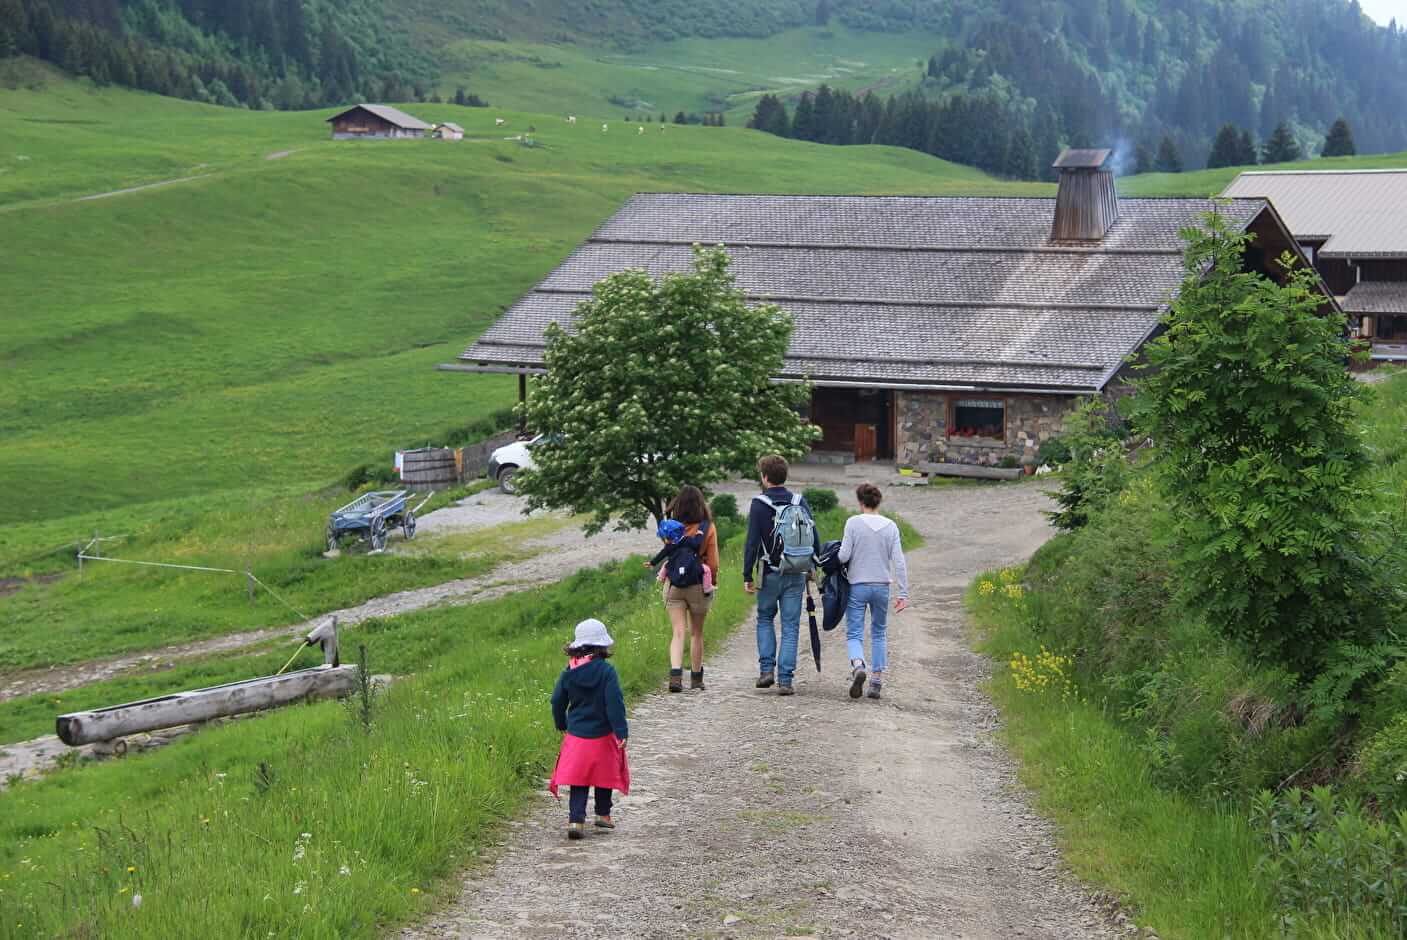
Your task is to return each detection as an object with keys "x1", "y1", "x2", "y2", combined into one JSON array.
[
  {"x1": 1344, "y1": 281, "x2": 1407, "y2": 314},
  {"x1": 1053, "y1": 149, "x2": 1113, "y2": 169},
  {"x1": 437, "y1": 122, "x2": 465, "y2": 133},
  {"x1": 459, "y1": 193, "x2": 1272, "y2": 394},
  {"x1": 326, "y1": 104, "x2": 431, "y2": 130},
  {"x1": 1222, "y1": 170, "x2": 1407, "y2": 259}
]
